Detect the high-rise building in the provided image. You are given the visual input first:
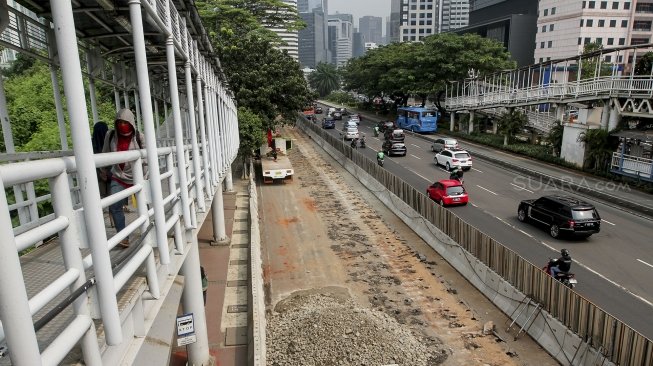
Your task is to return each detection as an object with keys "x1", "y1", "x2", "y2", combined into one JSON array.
[
  {"x1": 388, "y1": 0, "x2": 401, "y2": 43},
  {"x1": 399, "y1": 0, "x2": 440, "y2": 42},
  {"x1": 439, "y1": 0, "x2": 470, "y2": 32},
  {"x1": 534, "y1": 0, "x2": 650, "y2": 64},
  {"x1": 299, "y1": 10, "x2": 327, "y2": 68},
  {"x1": 360, "y1": 16, "x2": 383, "y2": 44},
  {"x1": 328, "y1": 16, "x2": 354, "y2": 66},
  {"x1": 330, "y1": 12, "x2": 354, "y2": 24},
  {"x1": 266, "y1": 0, "x2": 300, "y2": 60},
  {"x1": 455, "y1": 0, "x2": 538, "y2": 66},
  {"x1": 353, "y1": 31, "x2": 366, "y2": 57}
]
